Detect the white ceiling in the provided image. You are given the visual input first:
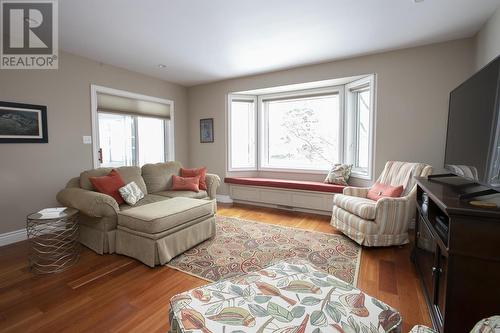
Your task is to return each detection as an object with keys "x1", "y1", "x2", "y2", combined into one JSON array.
[{"x1": 60, "y1": 0, "x2": 500, "y2": 86}]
